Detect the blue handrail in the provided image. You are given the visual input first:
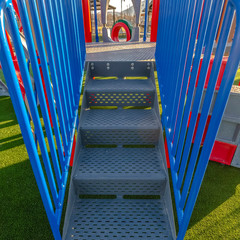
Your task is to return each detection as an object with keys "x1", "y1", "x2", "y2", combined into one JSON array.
[
  {"x1": 155, "y1": 0, "x2": 240, "y2": 239},
  {"x1": 0, "y1": 0, "x2": 85, "y2": 239}
]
